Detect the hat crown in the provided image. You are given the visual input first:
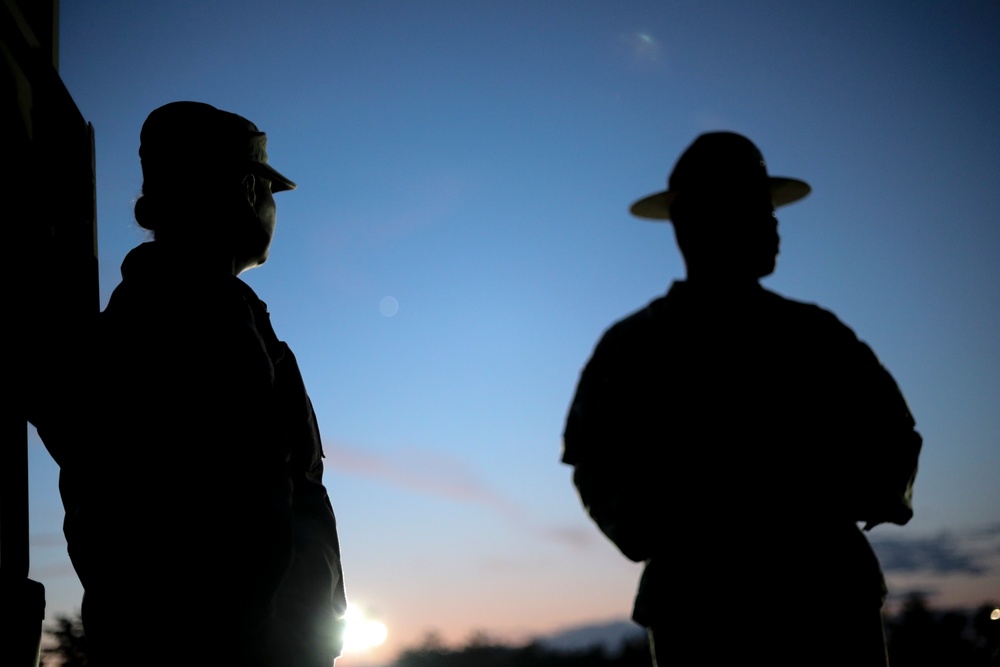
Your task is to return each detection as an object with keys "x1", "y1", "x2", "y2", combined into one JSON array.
[
  {"x1": 668, "y1": 131, "x2": 770, "y2": 193},
  {"x1": 139, "y1": 102, "x2": 263, "y2": 178},
  {"x1": 138, "y1": 101, "x2": 296, "y2": 192}
]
